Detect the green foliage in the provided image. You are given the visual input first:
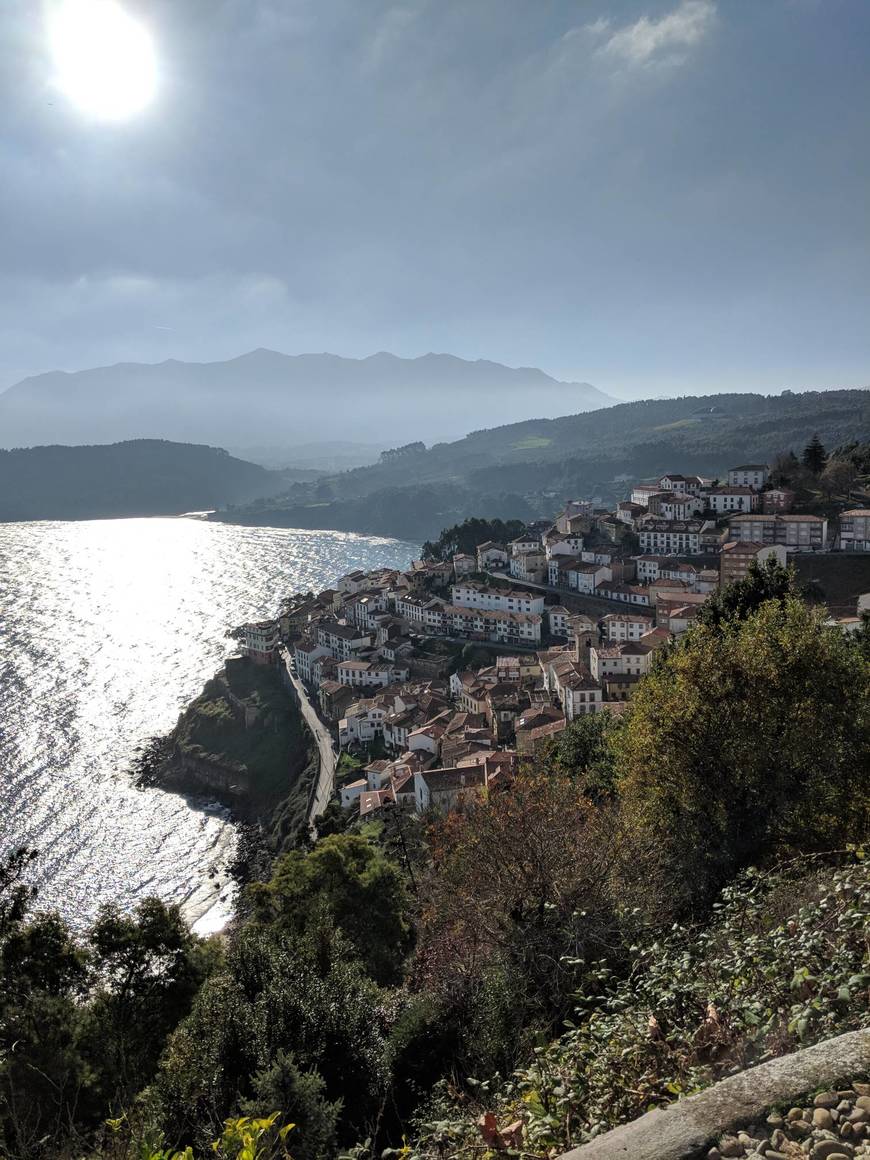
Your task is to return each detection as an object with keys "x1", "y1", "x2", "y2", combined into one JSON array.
[
  {"x1": 696, "y1": 556, "x2": 794, "y2": 631},
  {"x1": 0, "y1": 878, "x2": 206, "y2": 1160},
  {"x1": 241, "y1": 1056, "x2": 339, "y2": 1160},
  {"x1": 154, "y1": 926, "x2": 389, "y2": 1151},
  {"x1": 249, "y1": 834, "x2": 413, "y2": 984},
  {"x1": 616, "y1": 596, "x2": 870, "y2": 913},
  {"x1": 540, "y1": 712, "x2": 621, "y2": 800},
  {"x1": 802, "y1": 432, "x2": 827, "y2": 474},
  {"x1": 421, "y1": 518, "x2": 528, "y2": 562}
]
